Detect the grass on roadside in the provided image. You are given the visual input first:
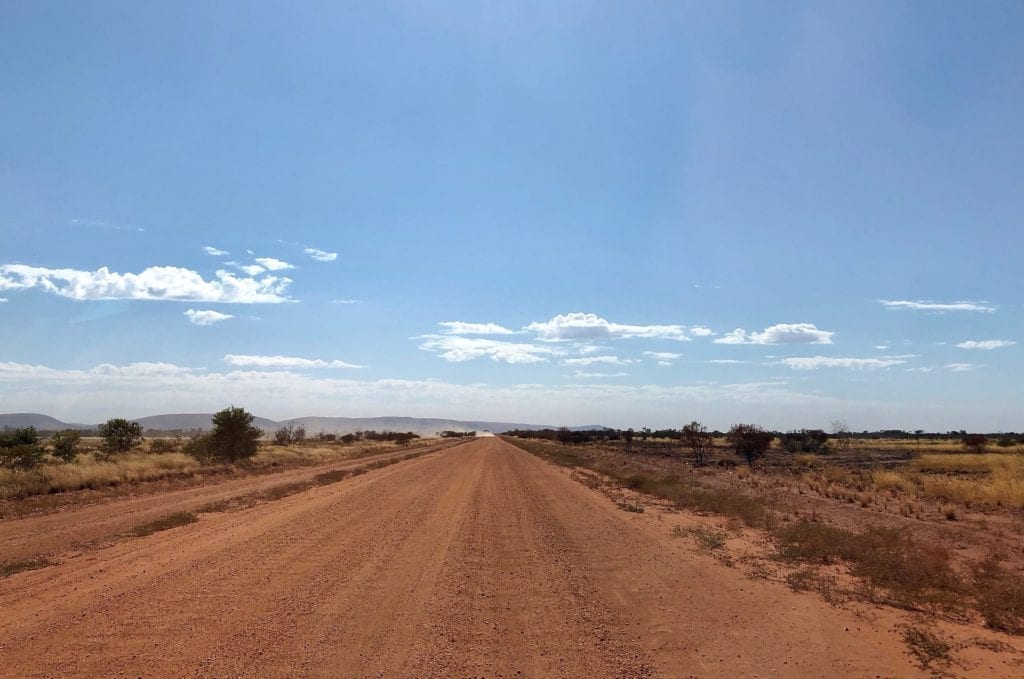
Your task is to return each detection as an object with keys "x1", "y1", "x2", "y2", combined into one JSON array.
[
  {"x1": 1, "y1": 556, "x2": 54, "y2": 578},
  {"x1": 127, "y1": 511, "x2": 199, "y2": 537}
]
